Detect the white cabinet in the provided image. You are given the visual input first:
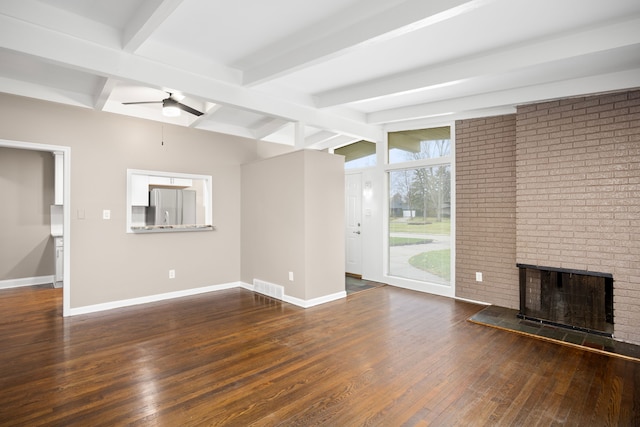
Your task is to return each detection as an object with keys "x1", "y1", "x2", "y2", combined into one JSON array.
[
  {"x1": 149, "y1": 176, "x2": 193, "y2": 187},
  {"x1": 131, "y1": 175, "x2": 193, "y2": 207},
  {"x1": 171, "y1": 178, "x2": 193, "y2": 187},
  {"x1": 131, "y1": 174, "x2": 150, "y2": 206},
  {"x1": 53, "y1": 237, "x2": 63, "y2": 288},
  {"x1": 53, "y1": 152, "x2": 63, "y2": 205},
  {"x1": 148, "y1": 176, "x2": 171, "y2": 186}
]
